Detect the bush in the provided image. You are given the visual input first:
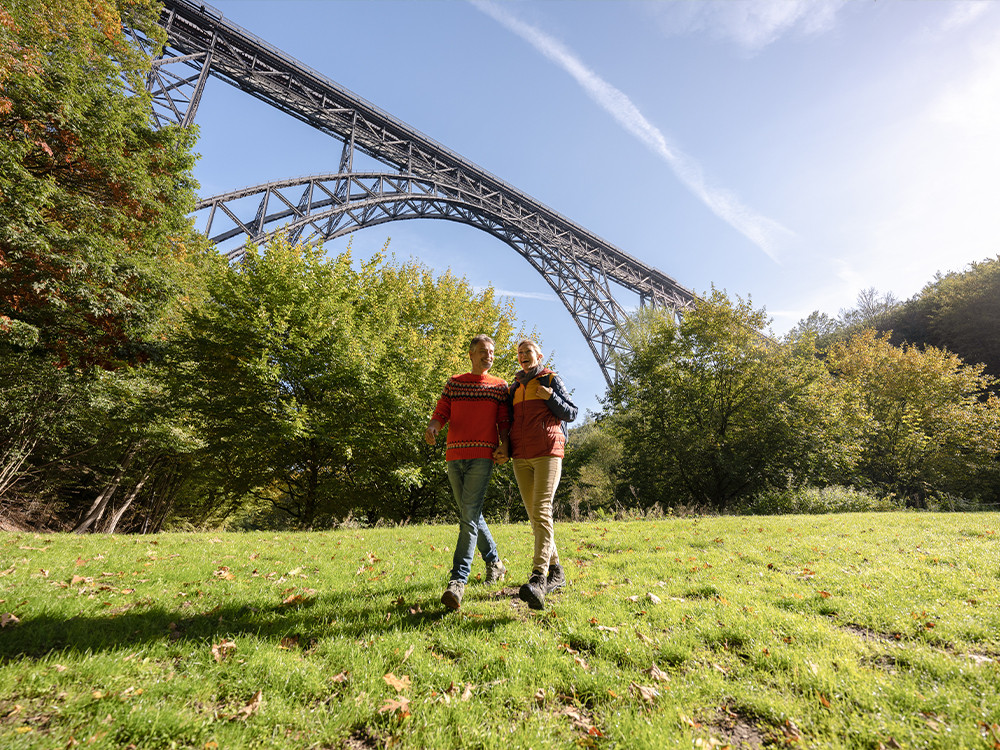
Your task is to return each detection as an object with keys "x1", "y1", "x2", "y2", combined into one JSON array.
[{"x1": 734, "y1": 485, "x2": 901, "y2": 515}]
